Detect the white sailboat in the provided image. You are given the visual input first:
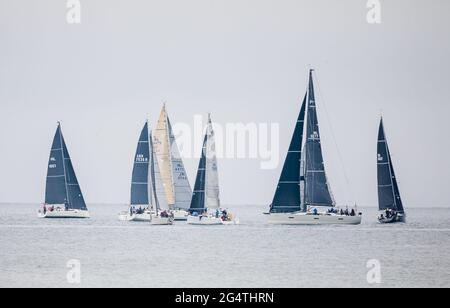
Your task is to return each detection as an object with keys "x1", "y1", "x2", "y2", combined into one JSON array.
[
  {"x1": 38, "y1": 123, "x2": 90, "y2": 219},
  {"x1": 267, "y1": 70, "x2": 362, "y2": 225},
  {"x1": 154, "y1": 104, "x2": 192, "y2": 221},
  {"x1": 187, "y1": 115, "x2": 239, "y2": 225},
  {"x1": 118, "y1": 121, "x2": 173, "y2": 225}
]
